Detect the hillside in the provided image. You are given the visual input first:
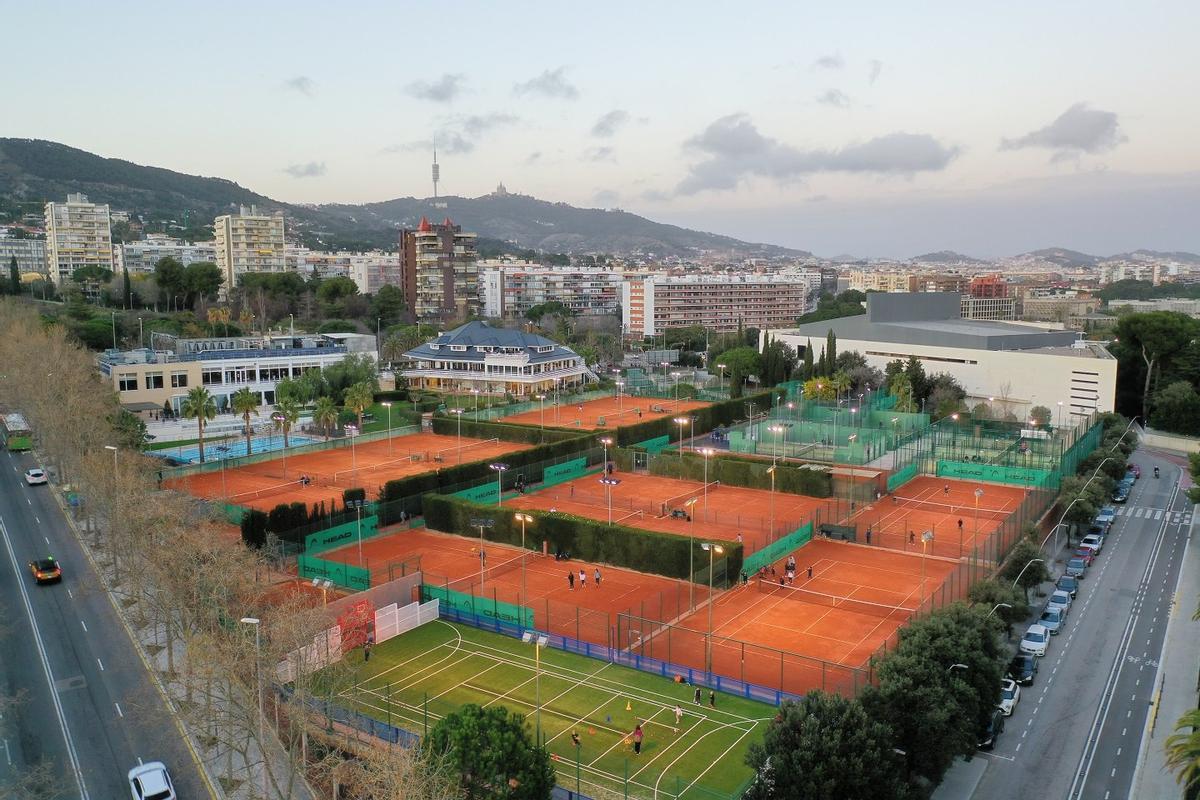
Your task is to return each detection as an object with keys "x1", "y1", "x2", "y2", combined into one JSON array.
[
  {"x1": 909, "y1": 250, "x2": 986, "y2": 264},
  {"x1": 1020, "y1": 247, "x2": 1101, "y2": 267},
  {"x1": 0, "y1": 138, "x2": 804, "y2": 257}
]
